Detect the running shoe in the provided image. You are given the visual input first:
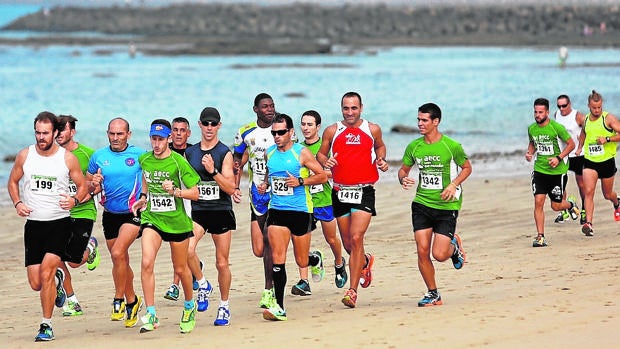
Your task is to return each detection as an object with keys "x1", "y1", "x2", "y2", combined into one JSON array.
[
  {"x1": 214, "y1": 306, "x2": 231, "y2": 326},
  {"x1": 192, "y1": 260, "x2": 204, "y2": 291},
  {"x1": 554, "y1": 211, "x2": 566, "y2": 224},
  {"x1": 582, "y1": 222, "x2": 594, "y2": 236},
  {"x1": 259, "y1": 289, "x2": 275, "y2": 309},
  {"x1": 86, "y1": 236, "x2": 100, "y2": 271},
  {"x1": 451, "y1": 233, "x2": 466, "y2": 269},
  {"x1": 359, "y1": 253, "x2": 374, "y2": 288},
  {"x1": 180, "y1": 302, "x2": 198, "y2": 333},
  {"x1": 34, "y1": 323, "x2": 54, "y2": 342},
  {"x1": 309, "y1": 250, "x2": 325, "y2": 282},
  {"x1": 567, "y1": 196, "x2": 580, "y2": 220},
  {"x1": 614, "y1": 198, "x2": 620, "y2": 221},
  {"x1": 55, "y1": 268, "x2": 66, "y2": 308},
  {"x1": 197, "y1": 280, "x2": 213, "y2": 312},
  {"x1": 110, "y1": 299, "x2": 126, "y2": 321},
  {"x1": 62, "y1": 300, "x2": 83, "y2": 316},
  {"x1": 262, "y1": 304, "x2": 287, "y2": 321},
  {"x1": 532, "y1": 235, "x2": 547, "y2": 247},
  {"x1": 164, "y1": 284, "x2": 180, "y2": 301},
  {"x1": 291, "y1": 279, "x2": 312, "y2": 296},
  {"x1": 125, "y1": 295, "x2": 143, "y2": 328},
  {"x1": 418, "y1": 290, "x2": 442, "y2": 307},
  {"x1": 580, "y1": 210, "x2": 587, "y2": 225},
  {"x1": 139, "y1": 312, "x2": 159, "y2": 333},
  {"x1": 341, "y1": 288, "x2": 357, "y2": 308},
  {"x1": 335, "y1": 257, "x2": 348, "y2": 288}
]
